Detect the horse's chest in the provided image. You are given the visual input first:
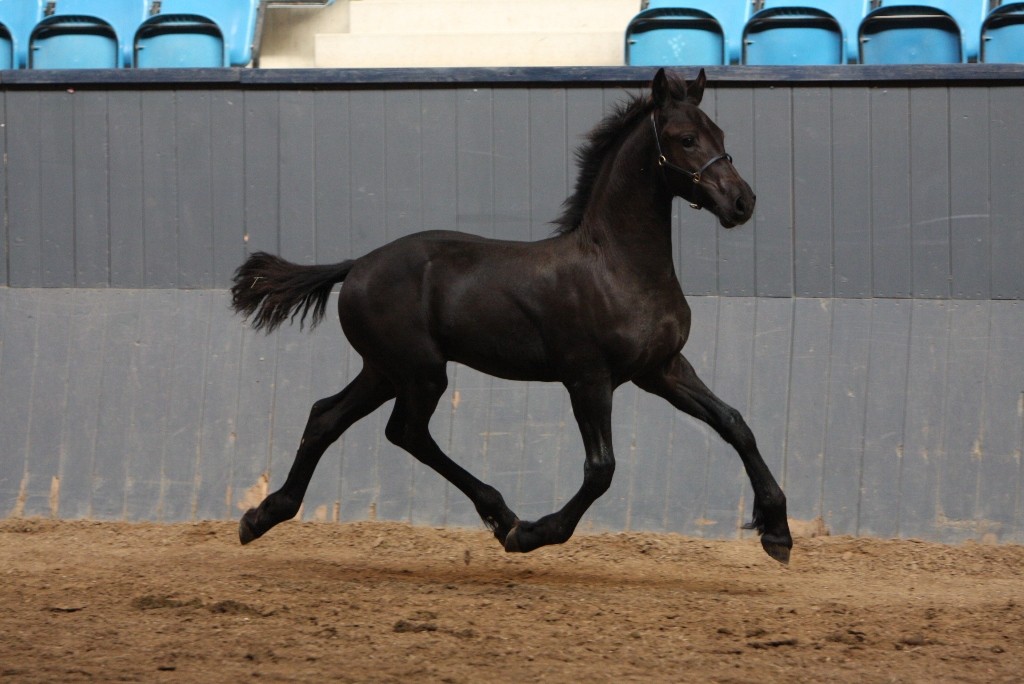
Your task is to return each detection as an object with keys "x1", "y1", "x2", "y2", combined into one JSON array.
[{"x1": 603, "y1": 287, "x2": 690, "y2": 373}]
